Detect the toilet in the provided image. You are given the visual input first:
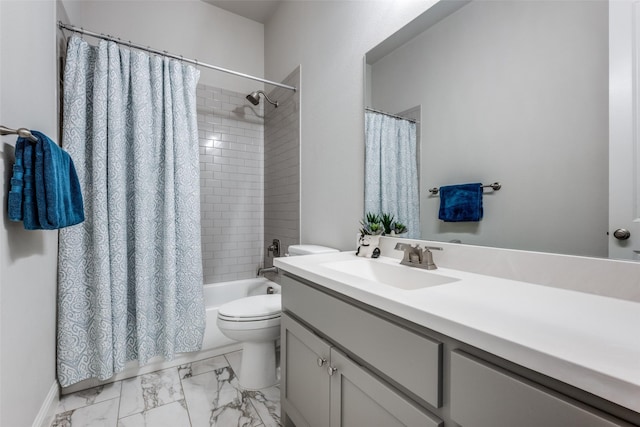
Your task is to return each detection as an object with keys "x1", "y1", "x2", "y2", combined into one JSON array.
[
  {"x1": 216, "y1": 244, "x2": 338, "y2": 390},
  {"x1": 217, "y1": 294, "x2": 282, "y2": 390}
]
